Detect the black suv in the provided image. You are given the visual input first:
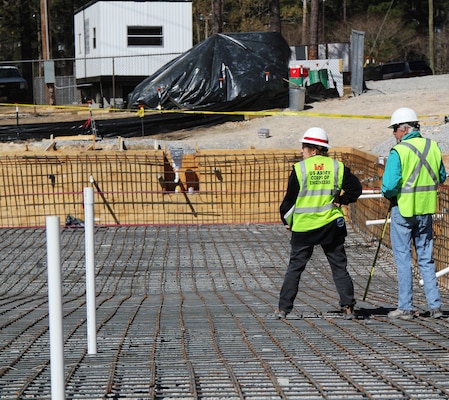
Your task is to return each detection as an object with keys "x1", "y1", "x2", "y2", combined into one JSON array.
[
  {"x1": 0, "y1": 66, "x2": 28, "y2": 103},
  {"x1": 364, "y1": 60, "x2": 433, "y2": 81}
]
